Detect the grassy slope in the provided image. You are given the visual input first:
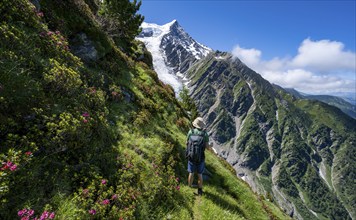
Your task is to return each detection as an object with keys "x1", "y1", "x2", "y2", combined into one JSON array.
[{"x1": 0, "y1": 0, "x2": 290, "y2": 219}]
